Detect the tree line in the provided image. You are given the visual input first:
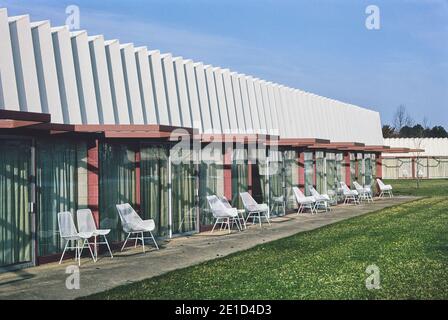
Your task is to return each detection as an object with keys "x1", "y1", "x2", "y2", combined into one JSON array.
[{"x1": 382, "y1": 105, "x2": 448, "y2": 138}]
